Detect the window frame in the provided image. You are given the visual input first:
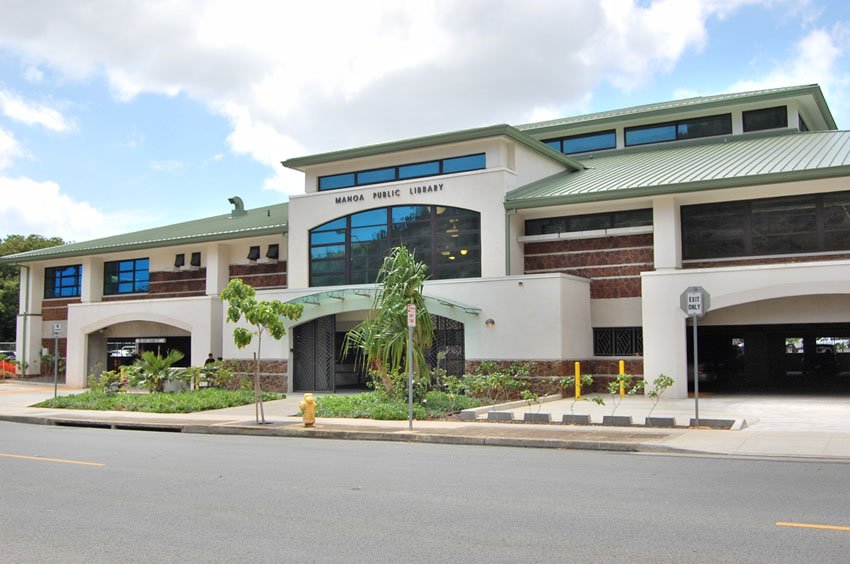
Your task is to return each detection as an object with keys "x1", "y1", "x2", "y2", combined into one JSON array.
[
  {"x1": 309, "y1": 205, "x2": 481, "y2": 286},
  {"x1": 541, "y1": 129, "x2": 617, "y2": 155},
  {"x1": 624, "y1": 113, "x2": 732, "y2": 147},
  {"x1": 318, "y1": 153, "x2": 486, "y2": 191},
  {"x1": 44, "y1": 264, "x2": 82, "y2": 299},
  {"x1": 681, "y1": 191, "x2": 850, "y2": 260},
  {"x1": 525, "y1": 209, "x2": 653, "y2": 236},
  {"x1": 742, "y1": 106, "x2": 788, "y2": 132},
  {"x1": 103, "y1": 258, "x2": 150, "y2": 295}
]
